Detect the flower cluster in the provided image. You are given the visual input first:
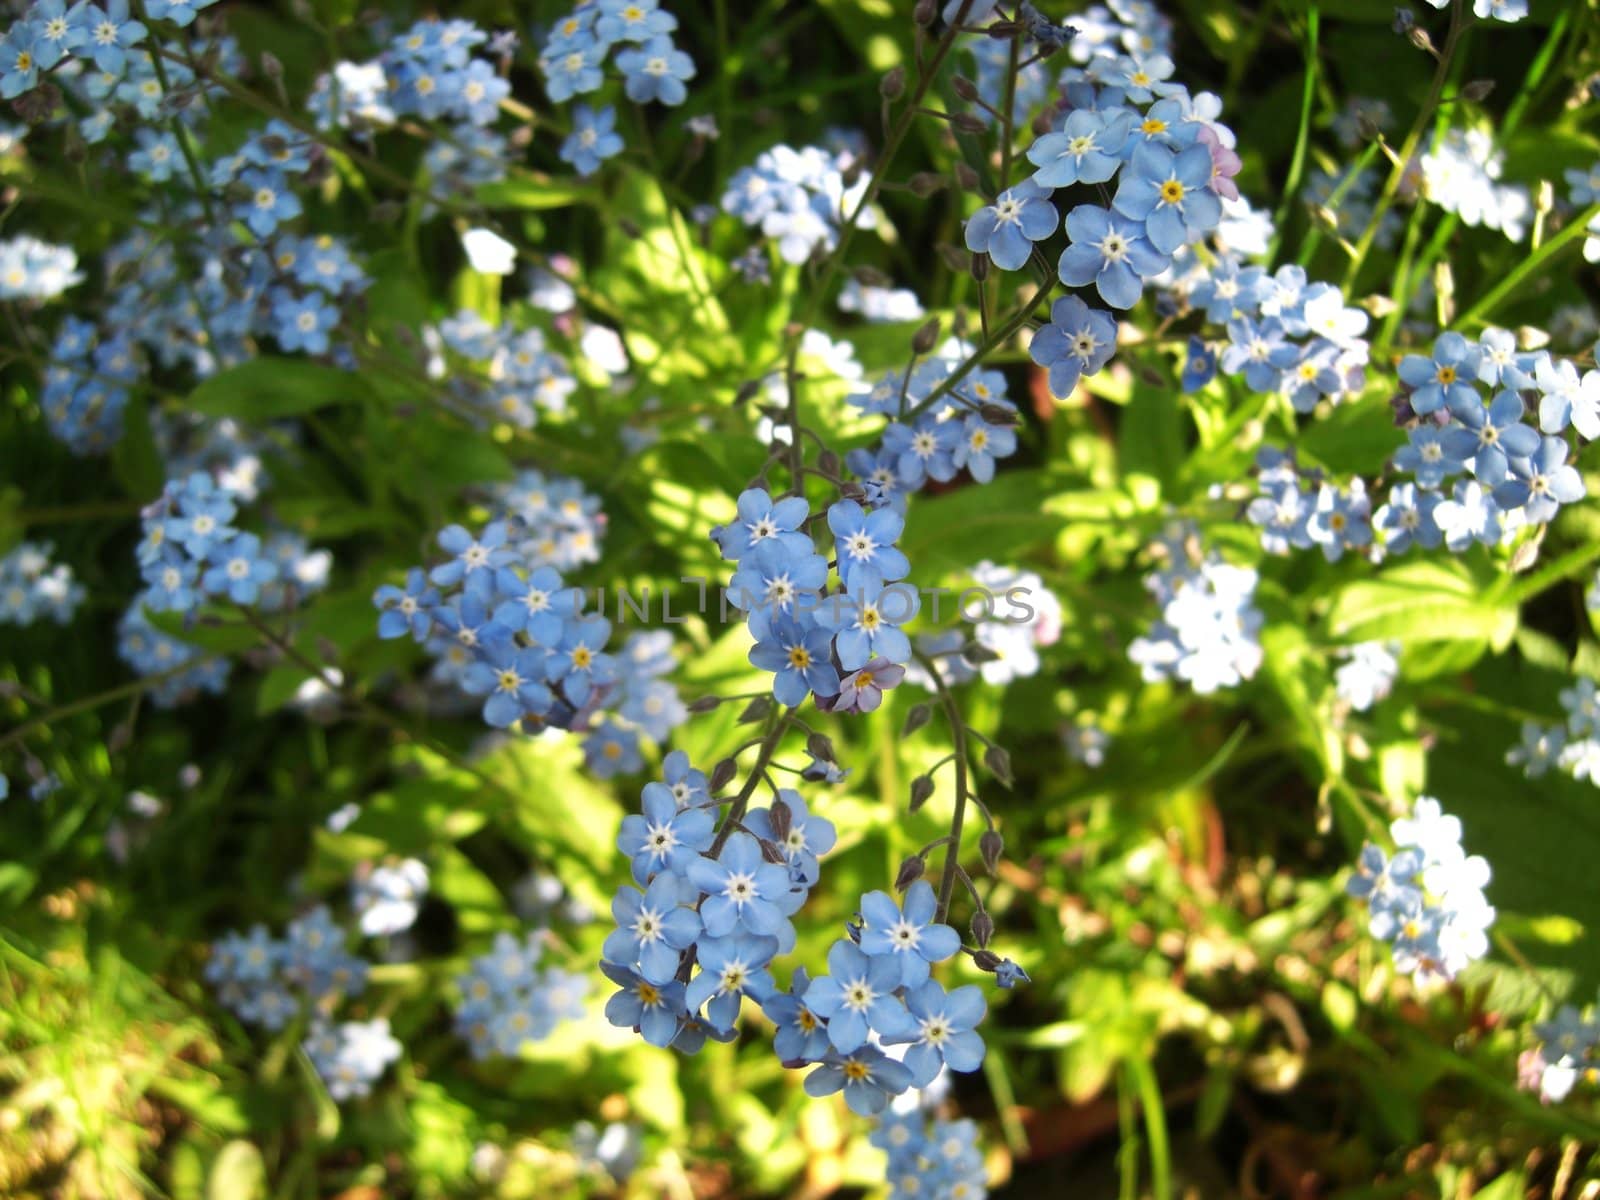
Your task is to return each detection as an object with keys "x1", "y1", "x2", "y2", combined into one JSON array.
[
  {"x1": 1526, "y1": 999, "x2": 1600, "y2": 1104},
  {"x1": 350, "y1": 858, "x2": 430, "y2": 938},
  {"x1": 302, "y1": 1019, "x2": 403, "y2": 1102},
  {"x1": 1347, "y1": 796, "x2": 1494, "y2": 984},
  {"x1": 1415, "y1": 128, "x2": 1531, "y2": 242},
  {"x1": 1063, "y1": 716, "x2": 1111, "y2": 767},
  {"x1": 0, "y1": 541, "x2": 84, "y2": 626},
  {"x1": 722, "y1": 141, "x2": 876, "y2": 267},
  {"x1": 871, "y1": 1111, "x2": 988, "y2": 1200},
  {"x1": 538, "y1": 1, "x2": 696, "y2": 177},
  {"x1": 0, "y1": 234, "x2": 82, "y2": 301},
  {"x1": 1506, "y1": 677, "x2": 1600, "y2": 789},
  {"x1": 715, "y1": 488, "x2": 922, "y2": 712},
  {"x1": 431, "y1": 311, "x2": 581, "y2": 431},
  {"x1": 1128, "y1": 523, "x2": 1263, "y2": 695},
  {"x1": 454, "y1": 930, "x2": 587, "y2": 1061},
  {"x1": 1334, "y1": 642, "x2": 1400, "y2": 713},
  {"x1": 206, "y1": 905, "x2": 370, "y2": 1033},
  {"x1": 137, "y1": 472, "x2": 280, "y2": 613},
  {"x1": 41, "y1": 319, "x2": 137, "y2": 454}
]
